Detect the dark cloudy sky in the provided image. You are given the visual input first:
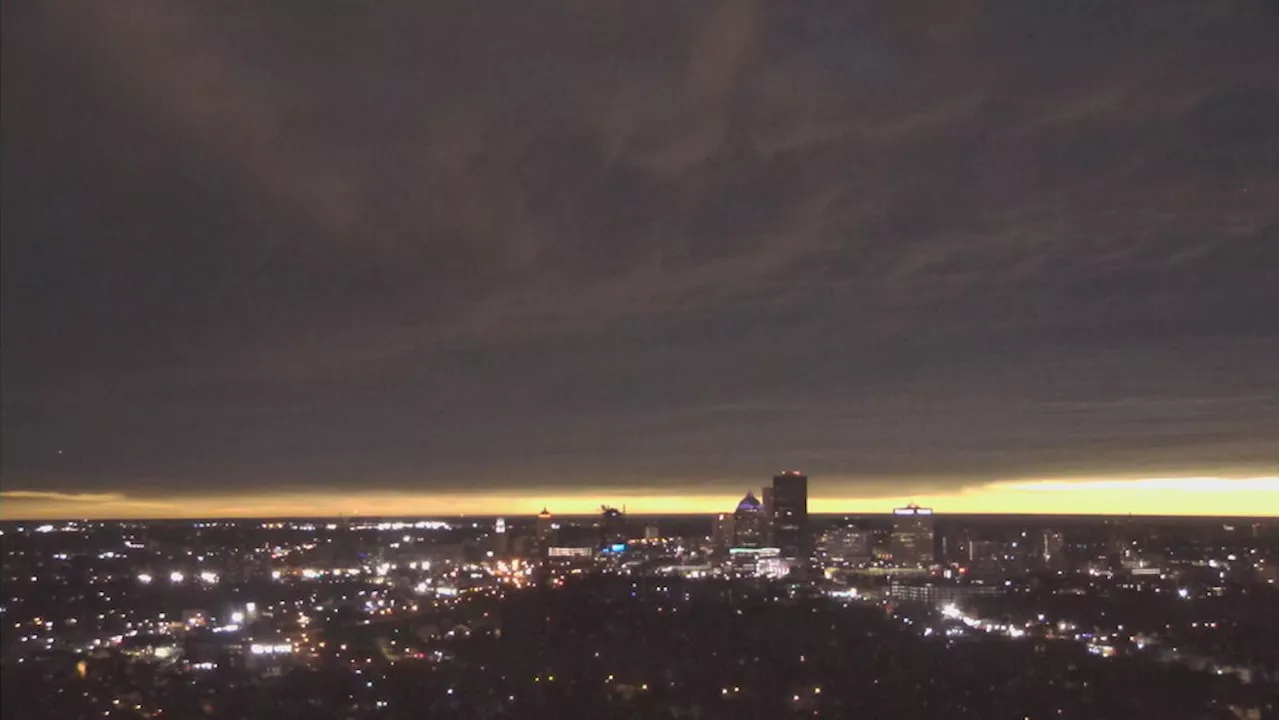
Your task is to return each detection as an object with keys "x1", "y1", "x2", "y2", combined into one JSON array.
[{"x1": 2, "y1": 2, "x2": 1275, "y2": 516}]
